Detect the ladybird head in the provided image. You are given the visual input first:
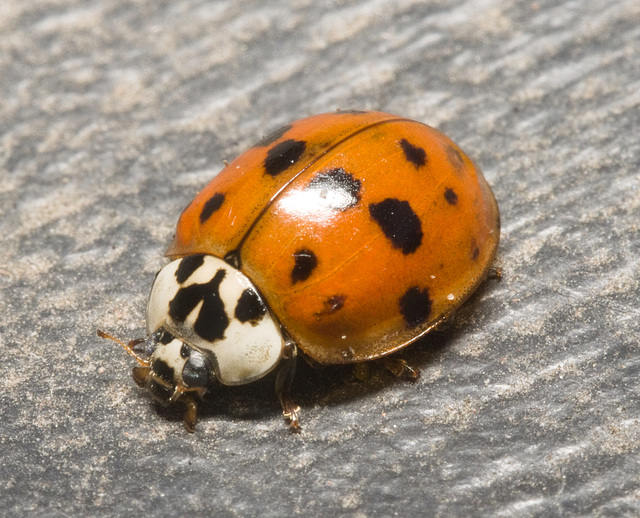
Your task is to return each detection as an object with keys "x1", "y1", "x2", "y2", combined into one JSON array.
[
  {"x1": 98, "y1": 328, "x2": 214, "y2": 432},
  {"x1": 130, "y1": 329, "x2": 214, "y2": 403},
  {"x1": 100, "y1": 254, "x2": 285, "y2": 432}
]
